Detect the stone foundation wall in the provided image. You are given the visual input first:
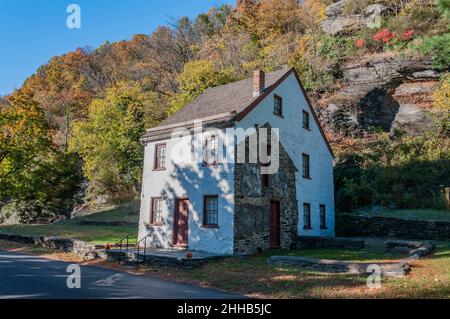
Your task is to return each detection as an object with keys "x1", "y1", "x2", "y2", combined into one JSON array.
[
  {"x1": 0, "y1": 233, "x2": 106, "y2": 260},
  {"x1": 336, "y1": 214, "x2": 450, "y2": 240},
  {"x1": 234, "y1": 132, "x2": 298, "y2": 255}
]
